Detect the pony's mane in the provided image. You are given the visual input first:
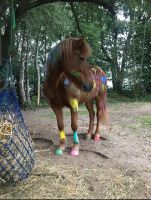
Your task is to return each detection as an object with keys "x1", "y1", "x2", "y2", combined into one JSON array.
[
  {"x1": 46, "y1": 38, "x2": 91, "y2": 69},
  {"x1": 46, "y1": 38, "x2": 77, "y2": 68}
]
